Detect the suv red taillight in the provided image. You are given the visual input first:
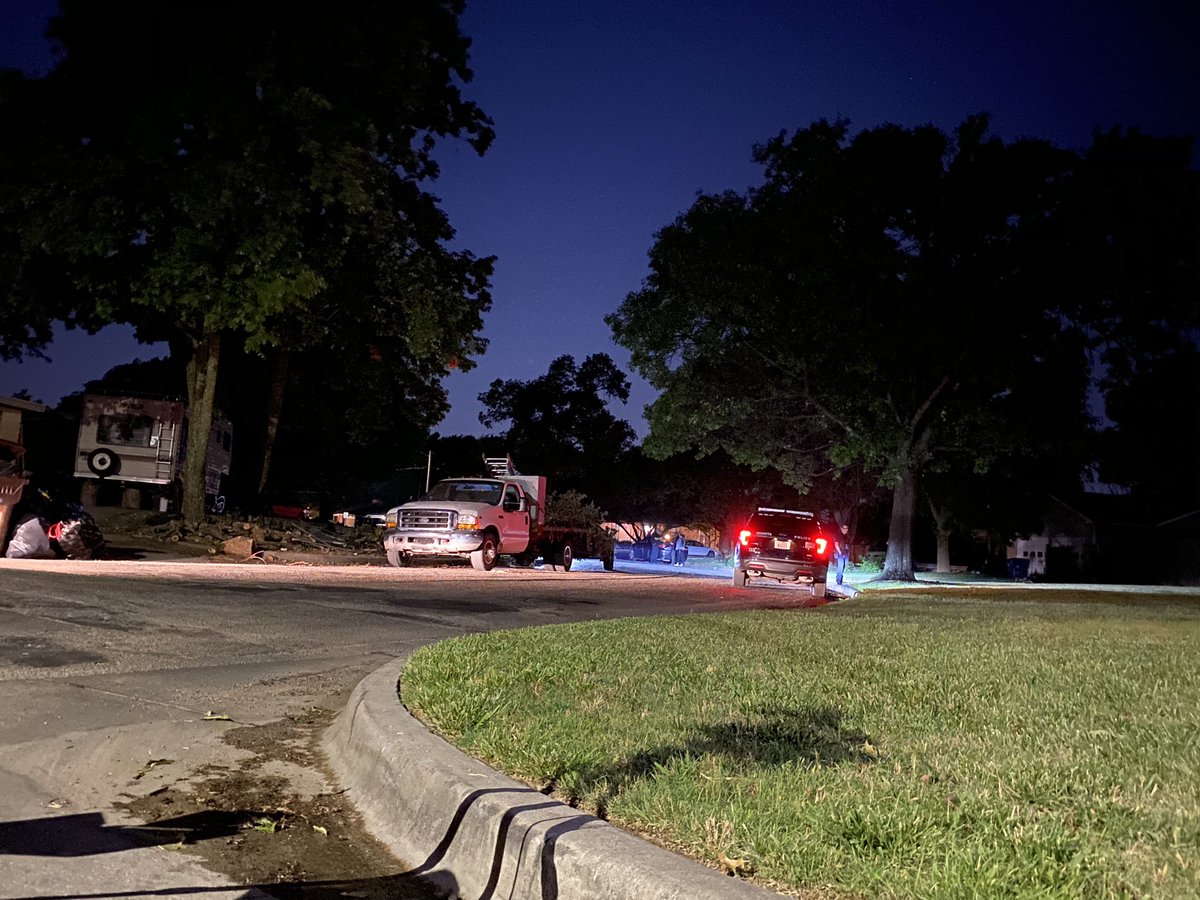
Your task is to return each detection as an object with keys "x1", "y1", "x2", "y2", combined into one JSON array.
[
  {"x1": 815, "y1": 537, "x2": 828, "y2": 556},
  {"x1": 738, "y1": 529, "x2": 752, "y2": 547}
]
